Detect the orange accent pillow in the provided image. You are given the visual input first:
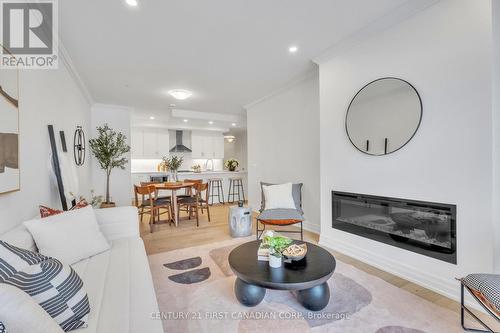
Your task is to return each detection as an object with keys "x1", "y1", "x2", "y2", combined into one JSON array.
[
  {"x1": 39, "y1": 199, "x2": 89, "y2": 218},
  {"x1": 259, "y1": 219, "x2": 302, "y2": 226}
]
